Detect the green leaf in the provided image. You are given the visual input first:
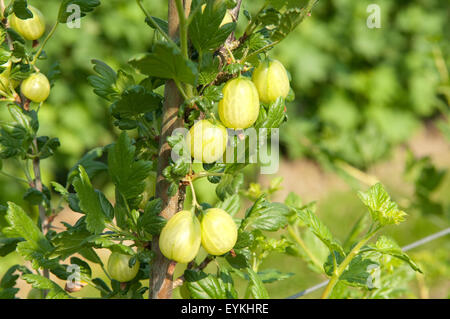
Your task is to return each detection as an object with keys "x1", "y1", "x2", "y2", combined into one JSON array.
[
  {"x1": 0, "y1": 237, "x2": 23, "y2": 256},
  {"x1": 185, "y1": 269, "x2": 237, "y2": 299},
  {"x1": 234, "y1": 231, "x2": 254, "y2": 249},
  {"x1": 23, "y1": 188, "x2": 47, "y2": 206},
  {"x1": 216, "y1": 173, "x2": 243, "y2": 201},
  {"x1": 11, "y1": 0, "x2": 32, "y2": 19},
  {"x1": 114, "y1": 189, "x2": 128, "y2": 230},
  {"x1": 225, "y1": 249, "x2": 251, "y2": 269},
  {"x1": 271, "y1": 8, "x2": 302, "y2": 42},
  {"x1": 287, "y1": 228, "x2": 329, "y2": 274},
  {"x1": 365, "y1": 236, "x2": 422, "y2": 273},
  {"x1": 295, "y1": 208, "x2": 344, "y2": 256},
  {"x1": 70, "y1": 256, "x2": 92, "y2": 279},
  {"x1": 129, "y1": 41, "x2": 198, "y2": 85},
  {"x1": 3, "y1": 202, "x2": 53, "y2": 252},
  {"x1": 284, "y1": 192, "x2": 303, "y2": 209},
  {"x1": 88, "y1": 59, "x2": 118, "y2": 101},
  {"x1": 0, "y1": 265, "x2": 20, "y2": 289},
  {"x1": 0, "y1": 265, "x2": 23, "y2": 299},
  {"x1": 246, "y1": 268, "x2": 269, "y2": 299},
  {"x1": 137, "y1": 199, "x2": 166, "y2": 236},
  {"x1": 145, "y1": 16, "x2": 168, "y2": 35},
  {"x1": 255, "y1": 97, "x2": 287, "y2": 129},
  {"x1": 58, "y1": 0, "x2": 100, "y2": 23},
  {"x1": 108, "y1": 132, "x2": 153, "y2": 201},
  {"x1": 97, "y1": 190, "x2": 114, "y2": 221},
  {"x1": 340, "y1": 255, "x2": 379, "y2": 288},
  {"x1": 67, "y1": 147, "x2": 107, "y2": 184},
  {"x1": 36, "y1": 136, "x2": 60, "y2": 159},
  {"x1": 241, "y1": 195, "x2": 290, "y2": 231},
  {"x1": 111, "y1": 85, "x2": 162, "y2": 118},
  {"x1": 73, "y1": 166, "x2": 109, "y2": 234},
  {"x1": 189, "y1": 0, "x2": 236, "y2": 52},
  {"x1": 255, "y1": 269, "x2": 294, "y2": 283},
  {"x1": 198, "y1": 53, "x2": 221, "y2": 85},
  {"x1": 22, "y1": 274, "x2": 72, "y2": 299},
  {"x1": 216, "y1": 194, "x2": 240, "y2": 216},
  {"x1": 88, "y1": 237, "x2": 134, "y2": 255},
  {"x1": 358, "y1": 183, "x2": 407, "y2": 226}
]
